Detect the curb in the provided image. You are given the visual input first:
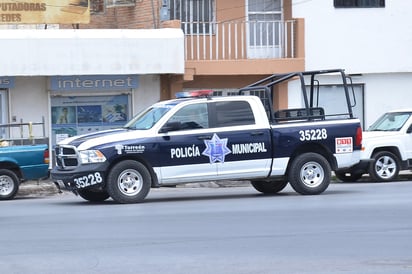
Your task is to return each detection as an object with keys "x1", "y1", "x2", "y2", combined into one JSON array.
[
  {"x1": 17, "y1": 179, "x2": 250, "y2": 198},
  {"x1": 17, "y1": 180, "x2": 61, "y2": 198}
]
